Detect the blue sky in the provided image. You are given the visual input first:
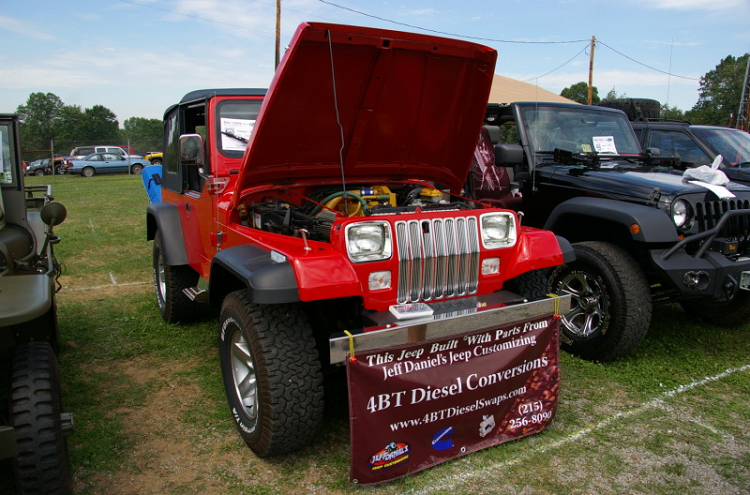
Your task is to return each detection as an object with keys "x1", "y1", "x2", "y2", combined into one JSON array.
[{"x1": 1, "y1": 0, "x2": 749, "y2": 125}]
